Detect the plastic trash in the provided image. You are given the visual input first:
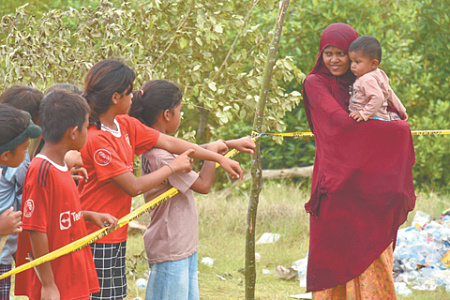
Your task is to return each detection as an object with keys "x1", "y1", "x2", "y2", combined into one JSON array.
[
  {"x1": 201, "y1": 257, "x2": 214, "y2": 267},
  {"x1": 412, "y1": 211, "x2": 430, "y2": 227},
  {"x1": 395, "y1": 282, "x2": 412, "y2": 296},
  {"x1": 135, "y1": 278, "x2": 147, "y2": 289},
  {"x1": 256, "y1": 232, "x2": 281, "y2": 244},
  {"x1": 255, "y1": 252, "x2": 261, "y2": 262}
]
